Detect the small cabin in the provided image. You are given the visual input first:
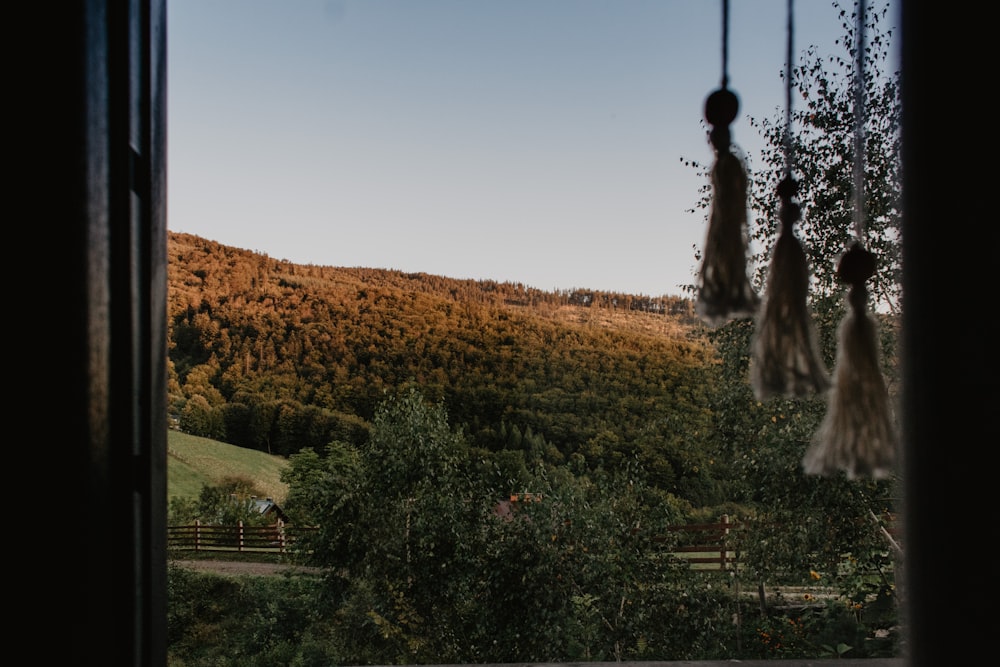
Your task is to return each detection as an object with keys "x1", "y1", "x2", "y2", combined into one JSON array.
[{"x1": 250, "y1": 496, "x2": 288, "y2": 523}]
